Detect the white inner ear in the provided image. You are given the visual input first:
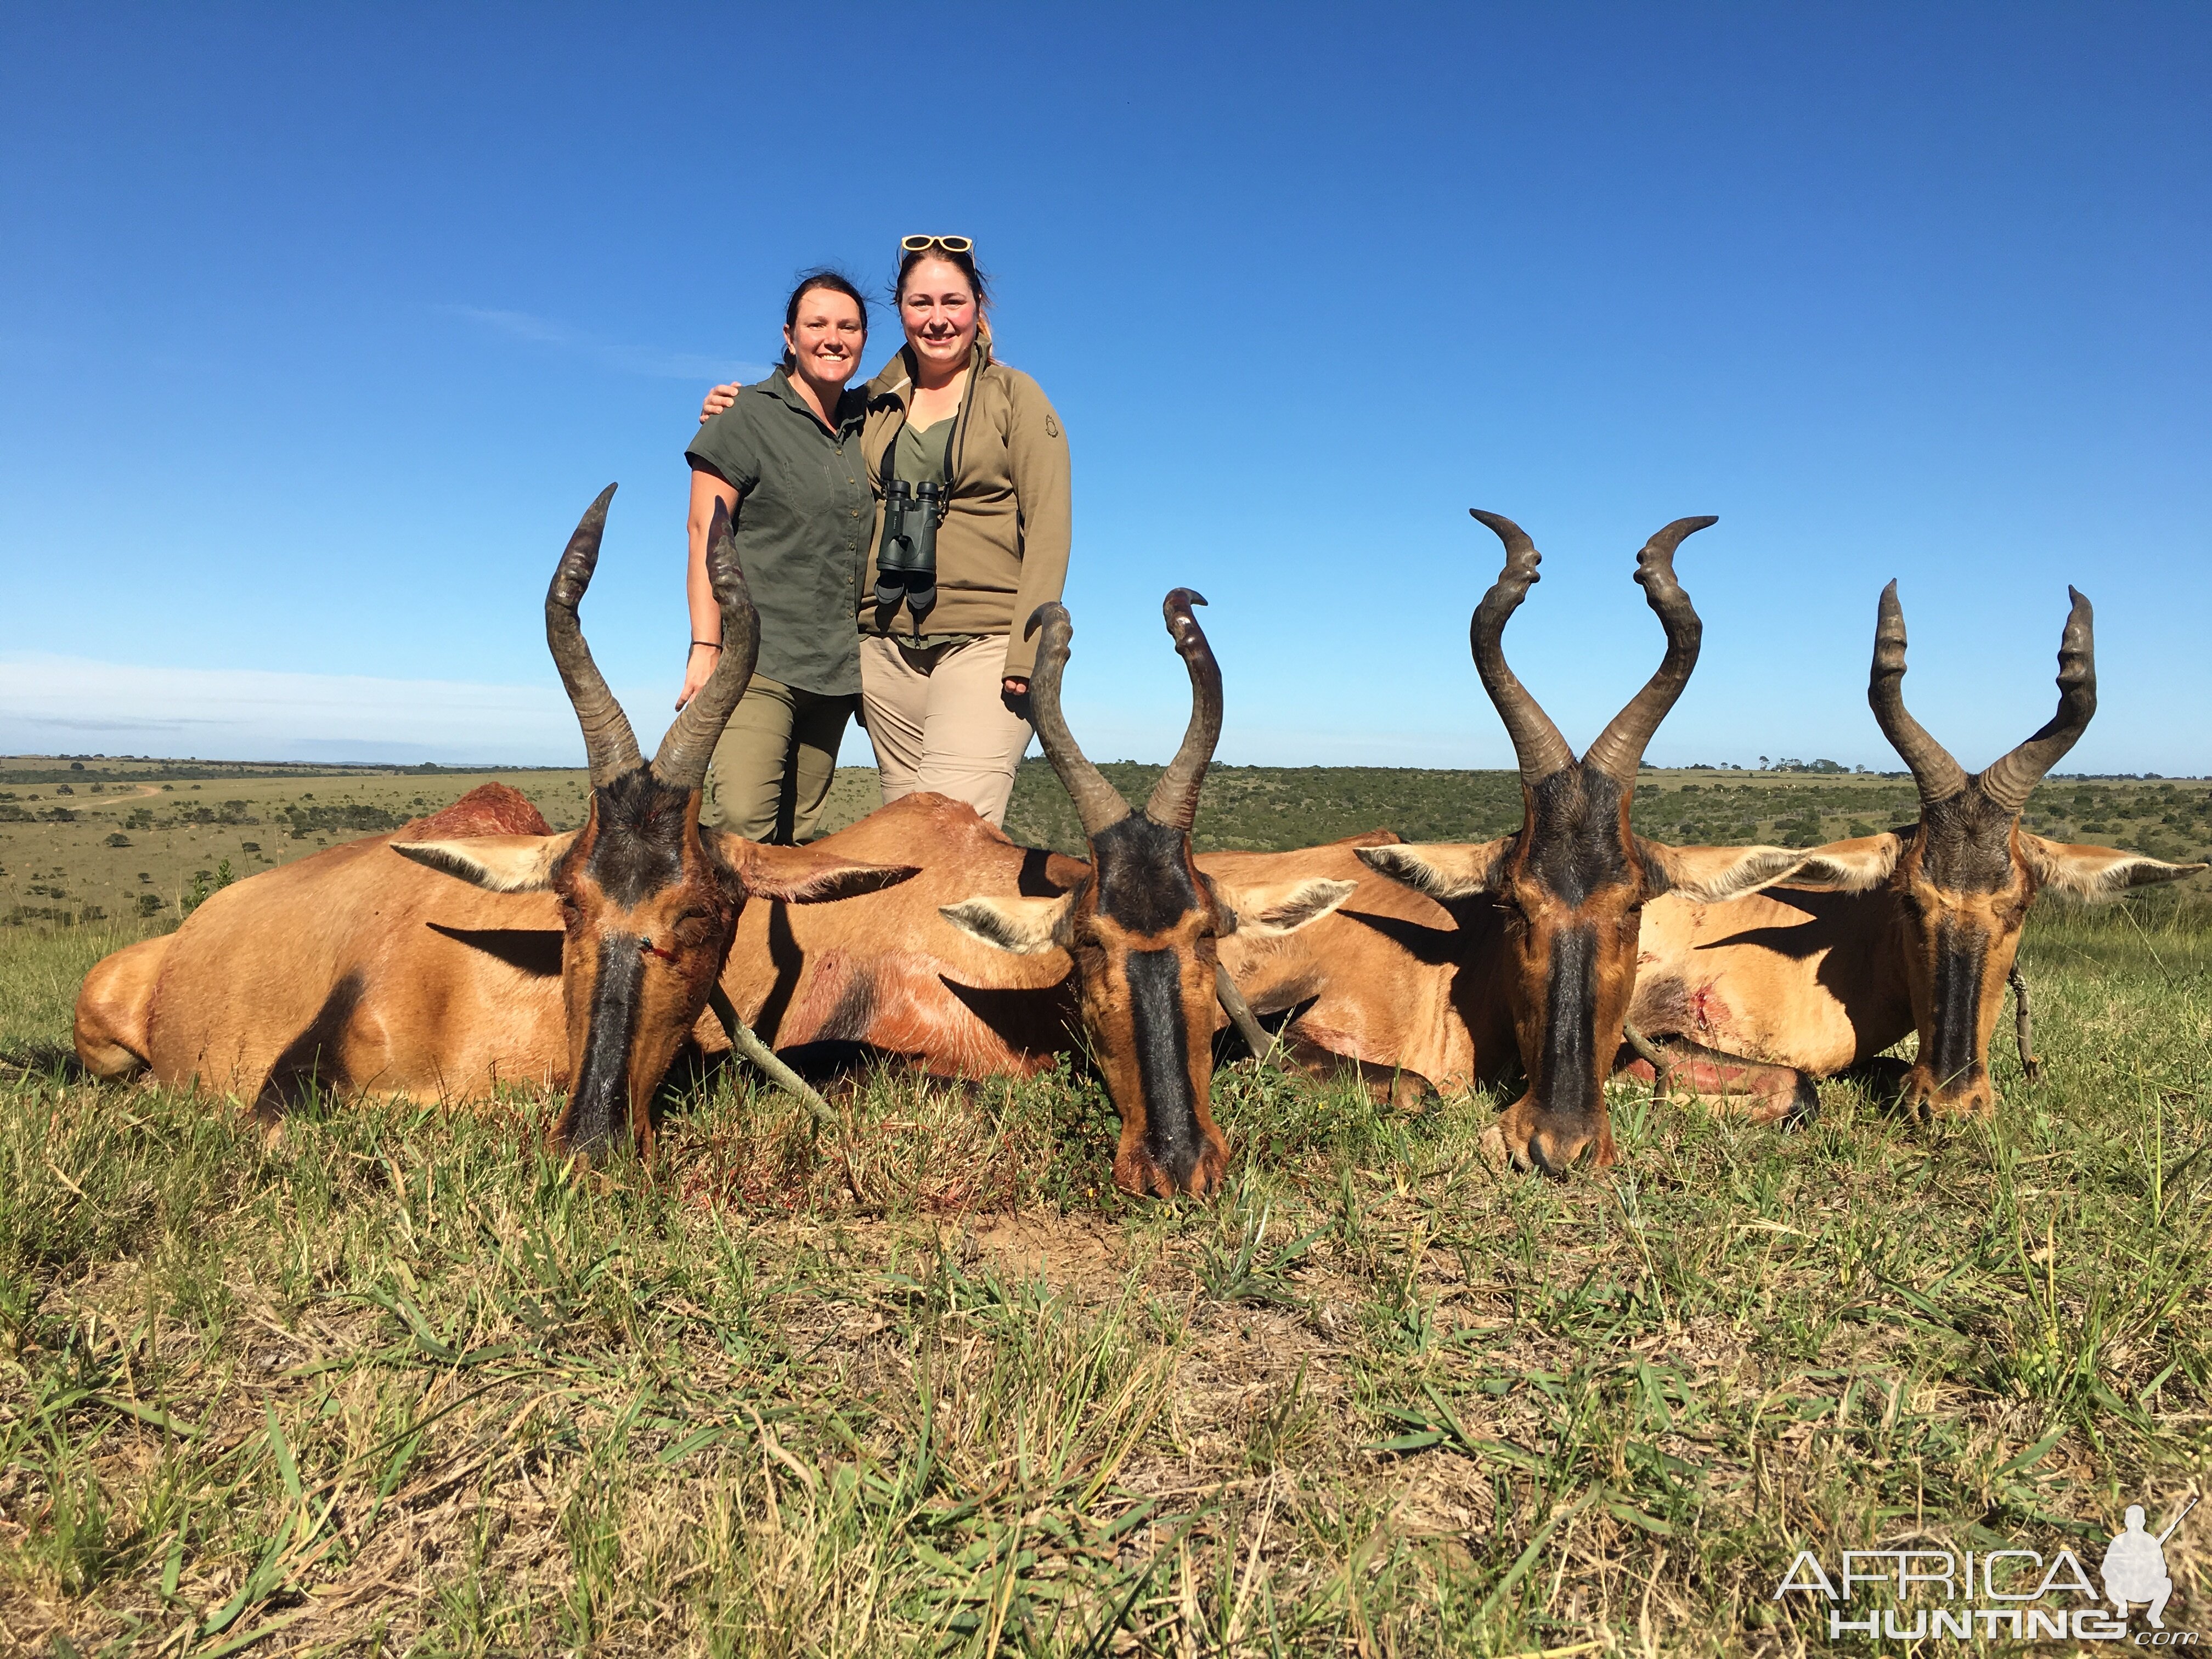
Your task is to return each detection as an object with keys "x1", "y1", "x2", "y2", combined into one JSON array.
[
  {"x1": 1656, "y1": 840, "x2": 1897, "y2": 904},
  {"x1": 391, "y1": 832, "x2": 575, "y2": 893},
  {"x1": 1659, "y1": 834, "x2": 1900, "y2": 901},
  {"x1": 939, "y1": 894, "x2": 1073, "y2": 955},
  {"x1": 2023, "y1": 835, "x2": 2209, "y2": 899},
  {"x1": 1354, "y1": 842, "x2": 1504, "y2": 900},
  {"x1": 1221, "y1": 877, "x2": 1357, "y2": 937},
  {"x1": 1775, "y1": 836, "x2": 1905, "y2": 894}
]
